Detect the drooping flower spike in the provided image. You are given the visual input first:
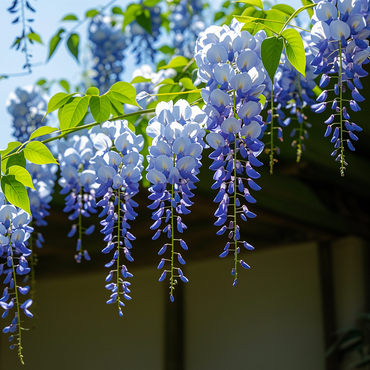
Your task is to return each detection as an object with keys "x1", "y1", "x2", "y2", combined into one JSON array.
[
  {"x1": 90, "y1": 121, "x2": 144, "y2": 315},
  {"x1": 58, "y1": 133, "x2": 98, "y2": 262},
  {"x1": 0, "y1": 199, "x2": 34, "y2": 362},
  {"x1": 195, "y1": 21, "x2": 266, "y2": 284},
  {"x1": 146, "y1": 99, "x2": 207, "y2": 301},
  {"x1": 309, "y1": 0, "x2": 370, "y2": 175}
]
